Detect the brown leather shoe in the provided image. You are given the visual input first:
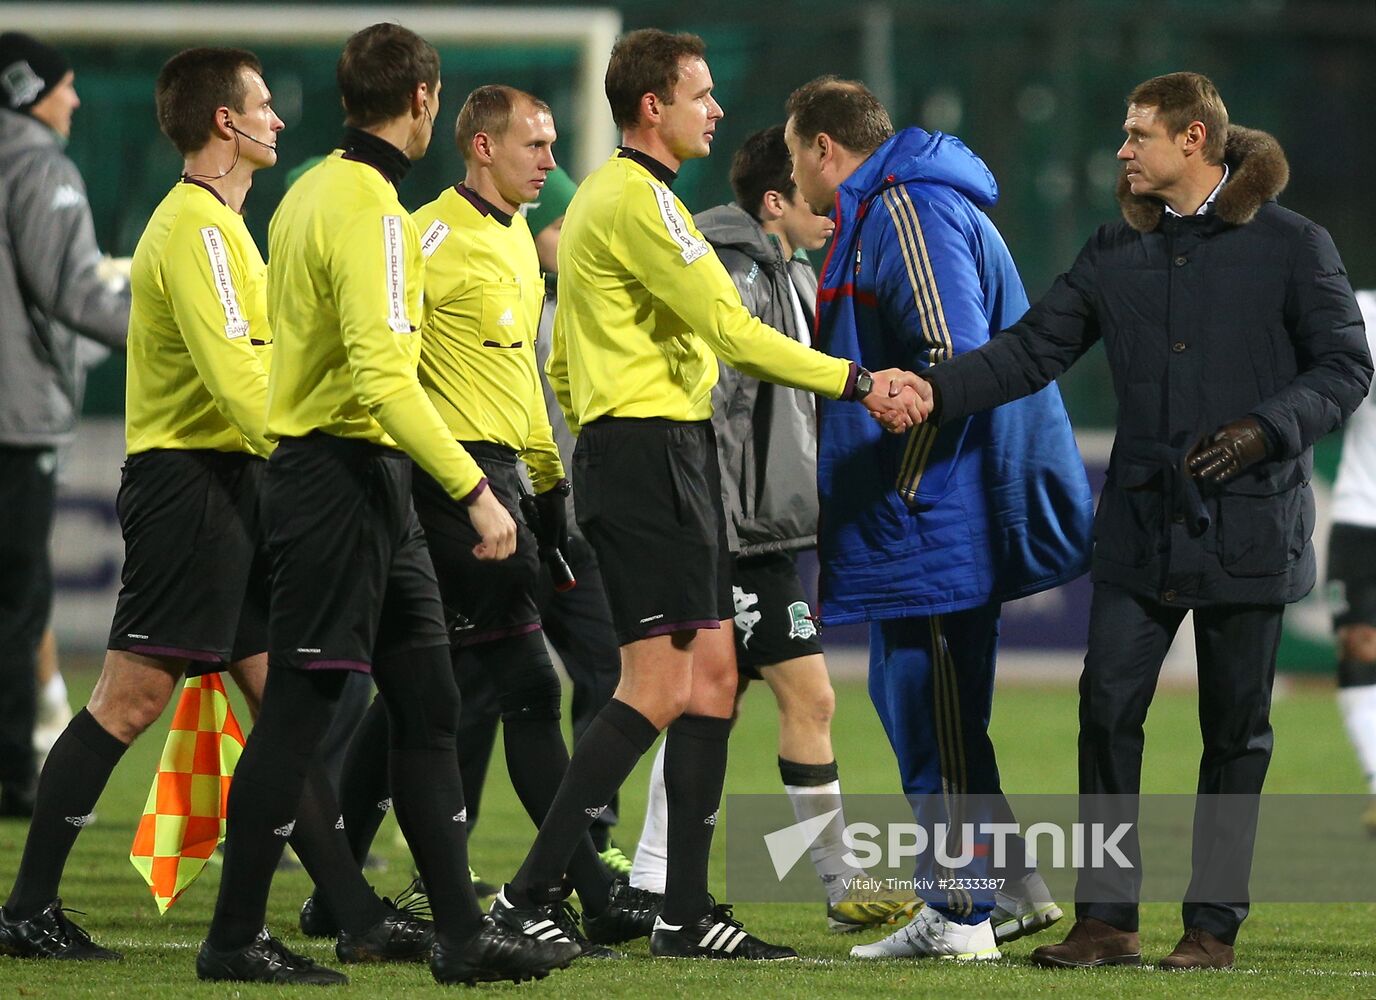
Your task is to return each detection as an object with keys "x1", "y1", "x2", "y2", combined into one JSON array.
[
  {"x1": 1157, "y1": 928, "x2": 1234, "y2": 970},
  {"x1": 1030, "y1": 918, "x2": 1141, "y2": 968}
]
